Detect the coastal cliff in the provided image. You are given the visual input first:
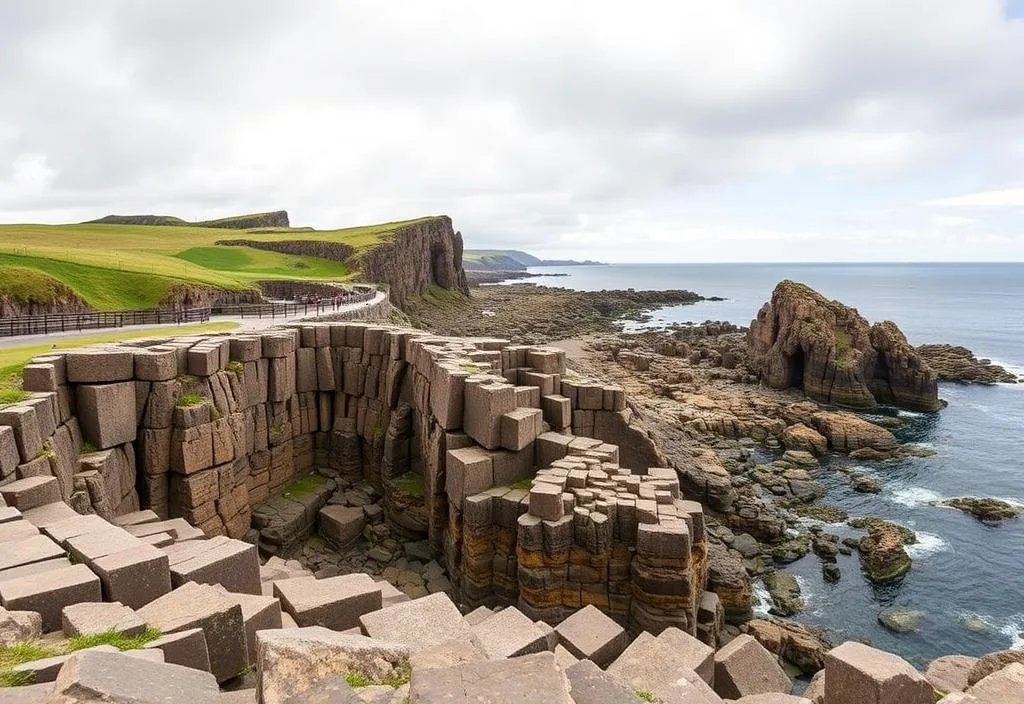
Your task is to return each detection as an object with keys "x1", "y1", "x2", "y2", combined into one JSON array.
[
  {"x1": 359, "y1": 216, "x2": 469, "y2": 305},
  {"x1": 747, "y1": 281, "x2": 941, "y2": 411}
]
